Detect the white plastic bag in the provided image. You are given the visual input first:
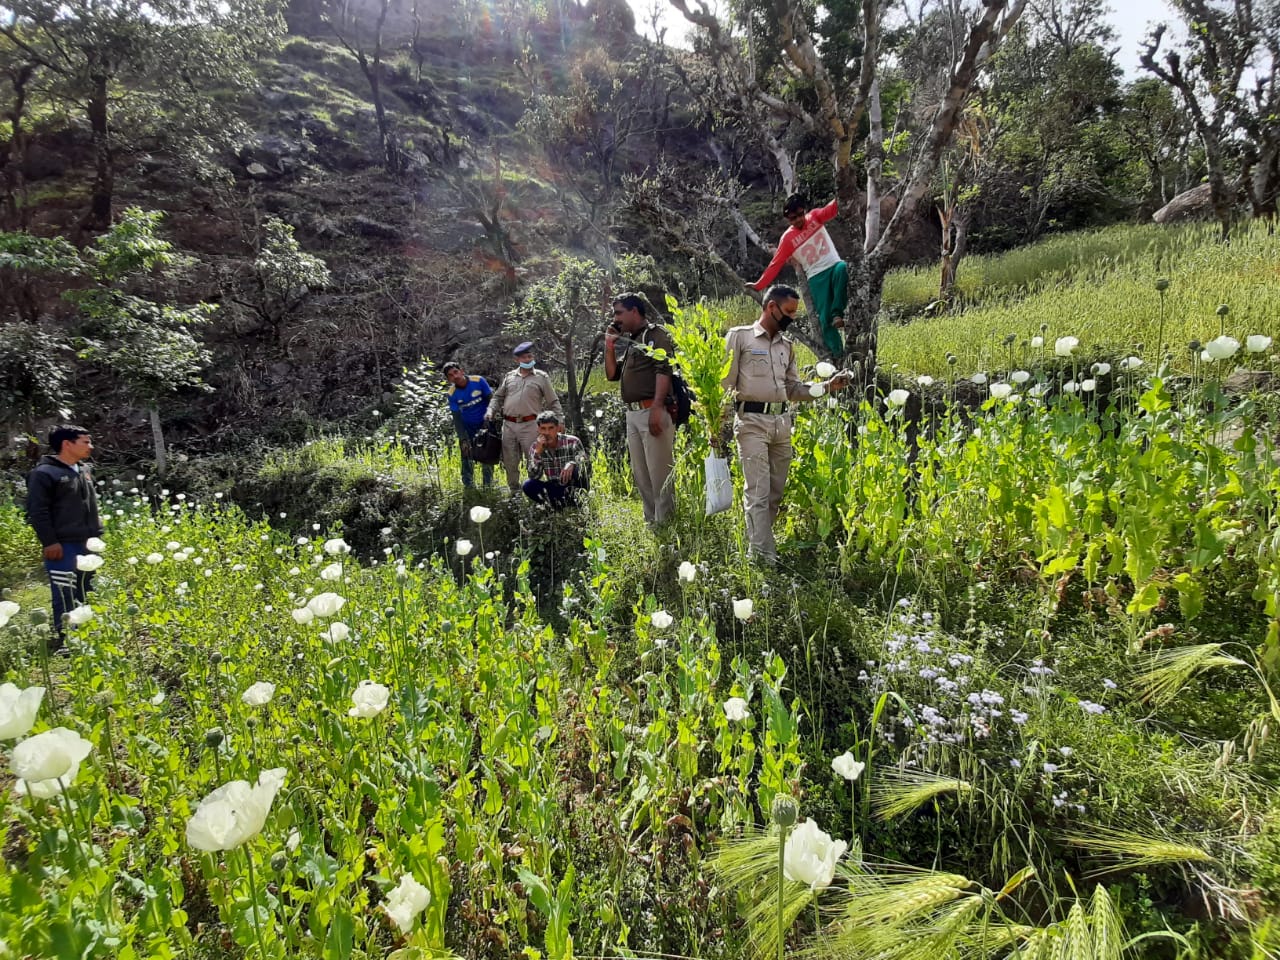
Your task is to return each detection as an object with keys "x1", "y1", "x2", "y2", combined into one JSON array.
[{"x1": 704, "y1": 455, "x2": 733, "y2": 516}]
